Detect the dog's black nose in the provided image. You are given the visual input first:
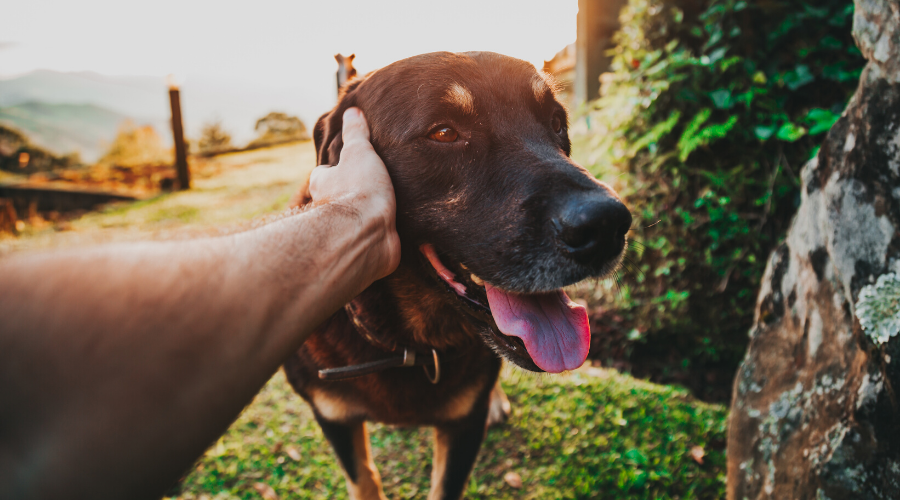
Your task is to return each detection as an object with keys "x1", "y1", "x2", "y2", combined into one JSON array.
[{"x1": 553, "y1": 195, "x2": 632, "y2": 265}]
